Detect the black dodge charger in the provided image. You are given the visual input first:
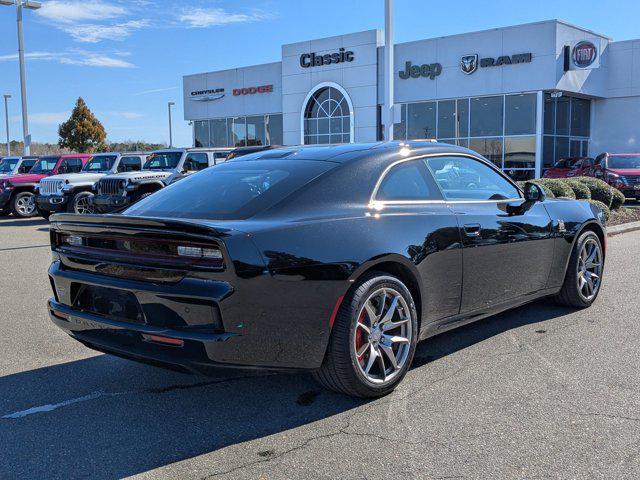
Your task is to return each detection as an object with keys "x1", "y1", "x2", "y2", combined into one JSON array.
[{"x1": 47, "y1": 141, "x2": 606, "y2": 397}]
